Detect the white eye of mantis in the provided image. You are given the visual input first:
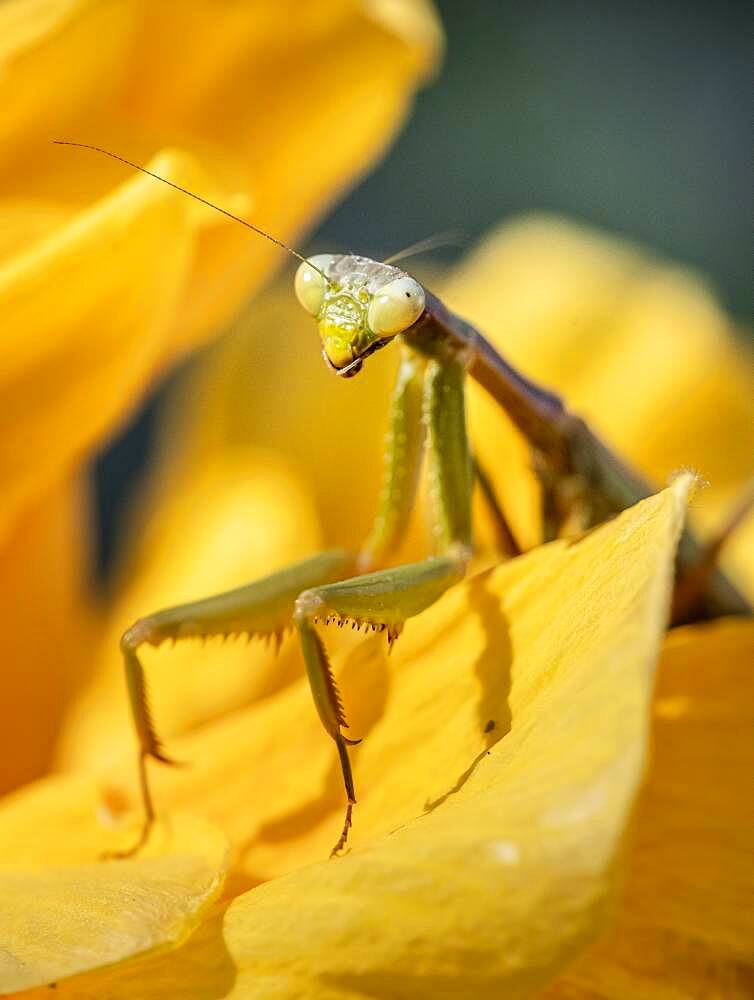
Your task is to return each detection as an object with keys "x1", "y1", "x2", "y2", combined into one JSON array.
[
  {"x1": 294, "y1": 255, "x2": 334, "y2": 316},
  {"x1": 367, "y1": 275, "x2": 426, "y2": 337}
]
